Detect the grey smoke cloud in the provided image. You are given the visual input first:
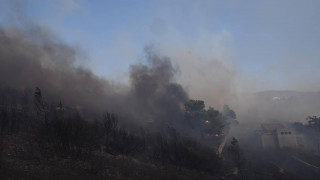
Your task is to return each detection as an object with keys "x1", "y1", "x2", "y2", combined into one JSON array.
[
  {"x1": 129, "y1": 47, "x2": 188, "y2": 124},
  {"x1": 0, "y1": 26, "x2": 188, "y2": 128},
  {"x1": 0, "y1": 26, "x2": 116, "y2": 111},
  {"x1": 1, "y1": 0, "x2": 320, "y2": 129}
]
